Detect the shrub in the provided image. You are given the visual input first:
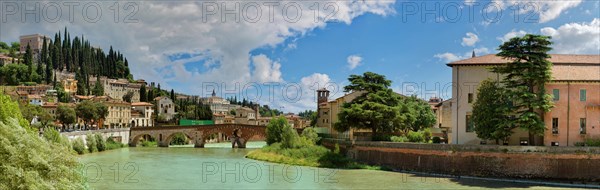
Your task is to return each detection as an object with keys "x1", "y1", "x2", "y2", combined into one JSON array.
[
  {"x1": 170, "y1": 133, "x2": 188, "y2": 145},
  {"x1": 575, "y1": 142, "x2": 586, "y2": 147},
  {"x1": 72, "y1": 137, "x2": 86, "y2": 155},
  {"x1": 106, "y1": 137, "x2": 124, "y2": 150},
  {"x1": 141, "y1": 140, "x2": 157, "y2": 147},
  {"x1": 301, "y1": 127, "x2": 320, "y2": 144},
  {"x1": 372, "y1": 134, "x2": 392, "y2": 141},
  {"x1": 86, "y1": 134, "x2": 97, "y2": 153},
  {"x1": 43, "y1": 127, "x2": 70, "y2": 147},
  {"x1": 95, "y1": 133, "x2": 106, "y2": 152},
  {"x1": 423, "y1": 128, "x2": 432, "y2": 142},
  {"x1": 390, "y1": 136, "x2": 409, "y2": 142},
  {"x1": 432, "y1": 137, "x2": 441, "y2": 144},
  {"x1": 585, "y1": 138, "x2": 600, "y2": 147},
  {"x1": 280, "y1": 124, "x2": 298, "y2": 148},
  {"x1": 407, "y1": 131, "x2": 425, "y2": 143},
  {"x1": 0, "y1": 118, "x2": 86, "y2": 189}
]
